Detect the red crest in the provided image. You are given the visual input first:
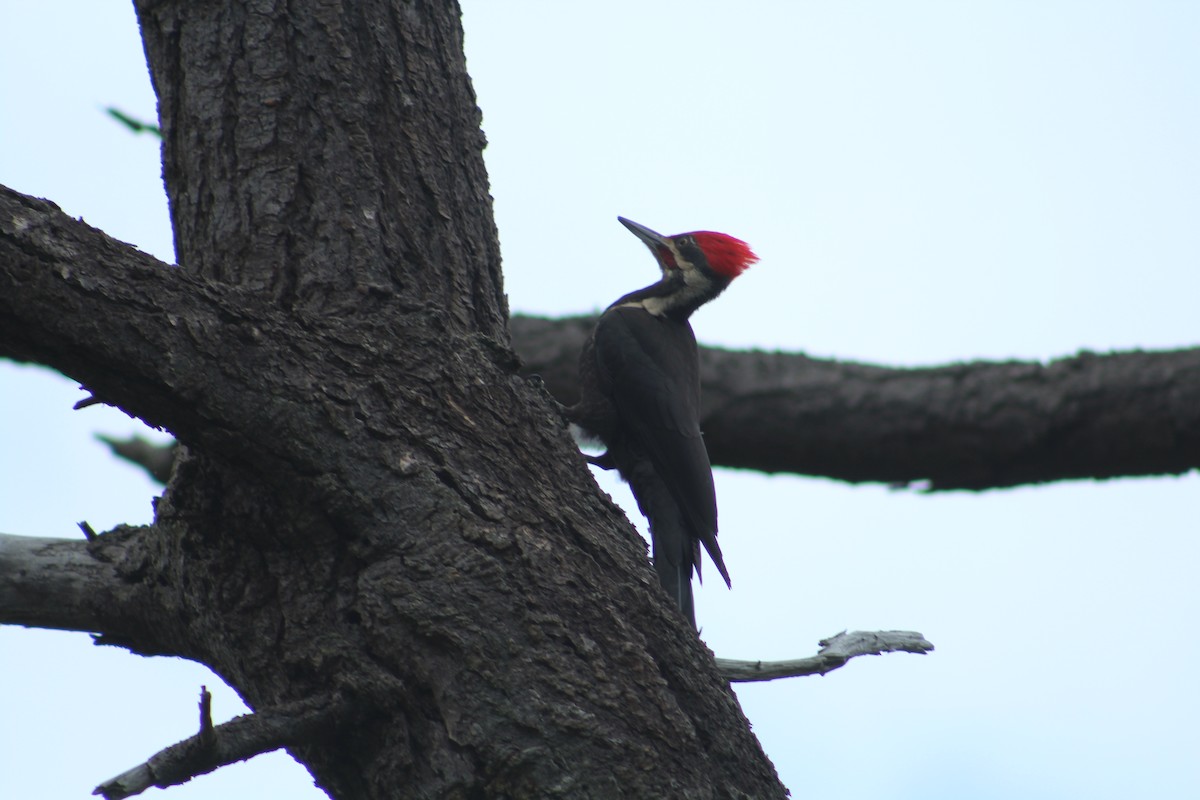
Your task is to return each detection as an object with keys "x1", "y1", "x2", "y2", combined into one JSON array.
[{"x1": 688, "y1": 231, "x2": 759, "y2": 279}]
